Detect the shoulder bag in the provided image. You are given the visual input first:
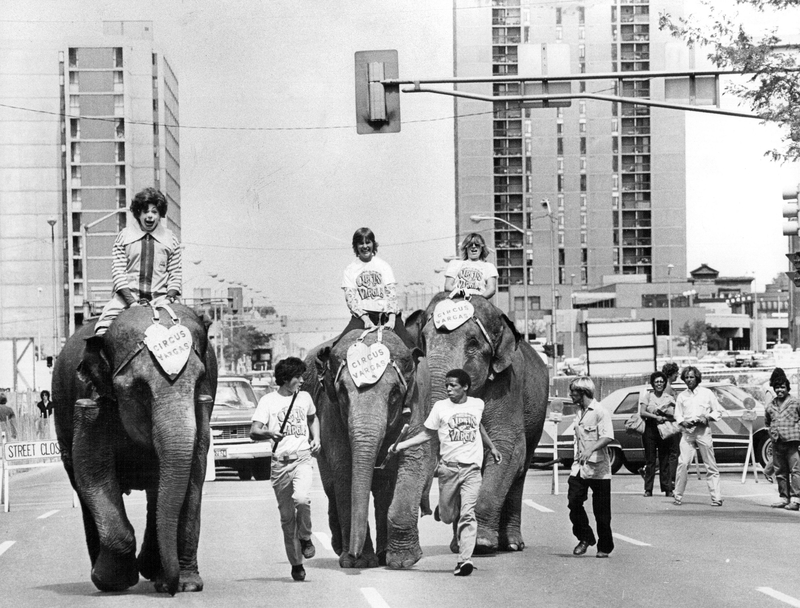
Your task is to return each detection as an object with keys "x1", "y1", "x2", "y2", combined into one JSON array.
[{"x1": 624, "y1": 412, "x2": 645, "y2": 436}]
